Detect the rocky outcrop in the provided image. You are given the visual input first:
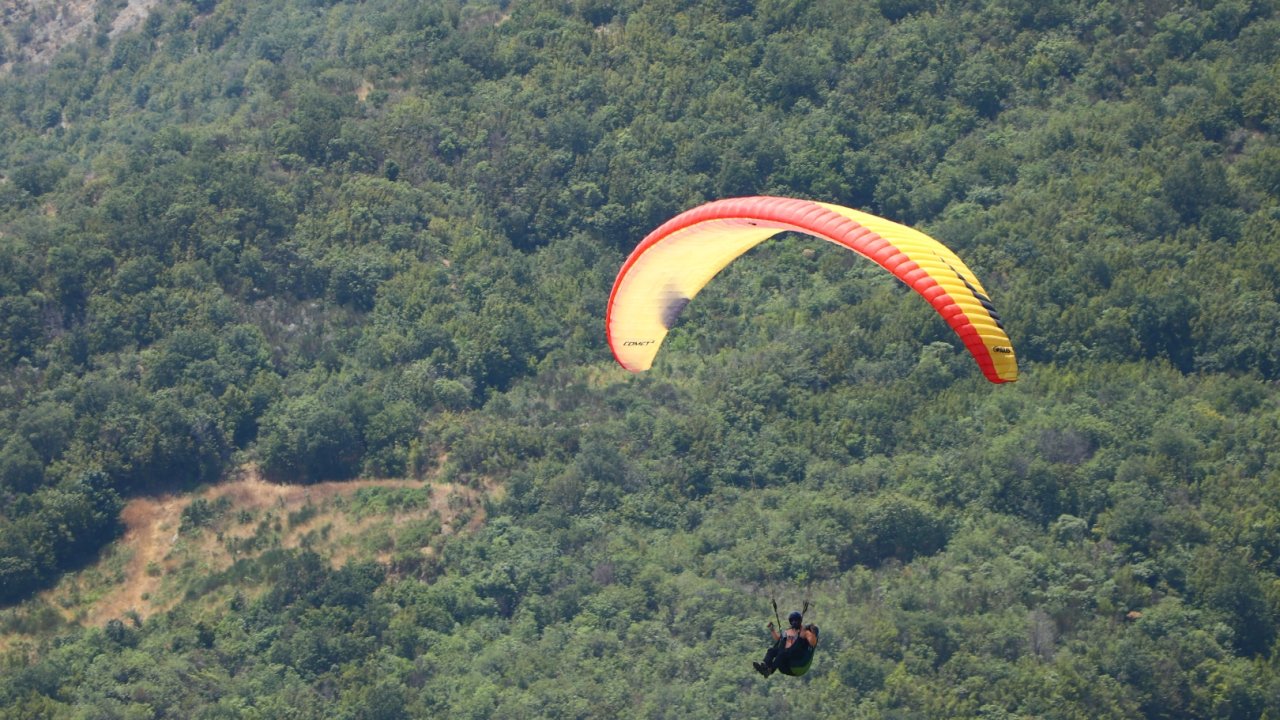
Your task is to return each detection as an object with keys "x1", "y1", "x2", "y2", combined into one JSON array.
[{"x1": 2, "y1": 0, "x2": 159, "y2": 72}]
